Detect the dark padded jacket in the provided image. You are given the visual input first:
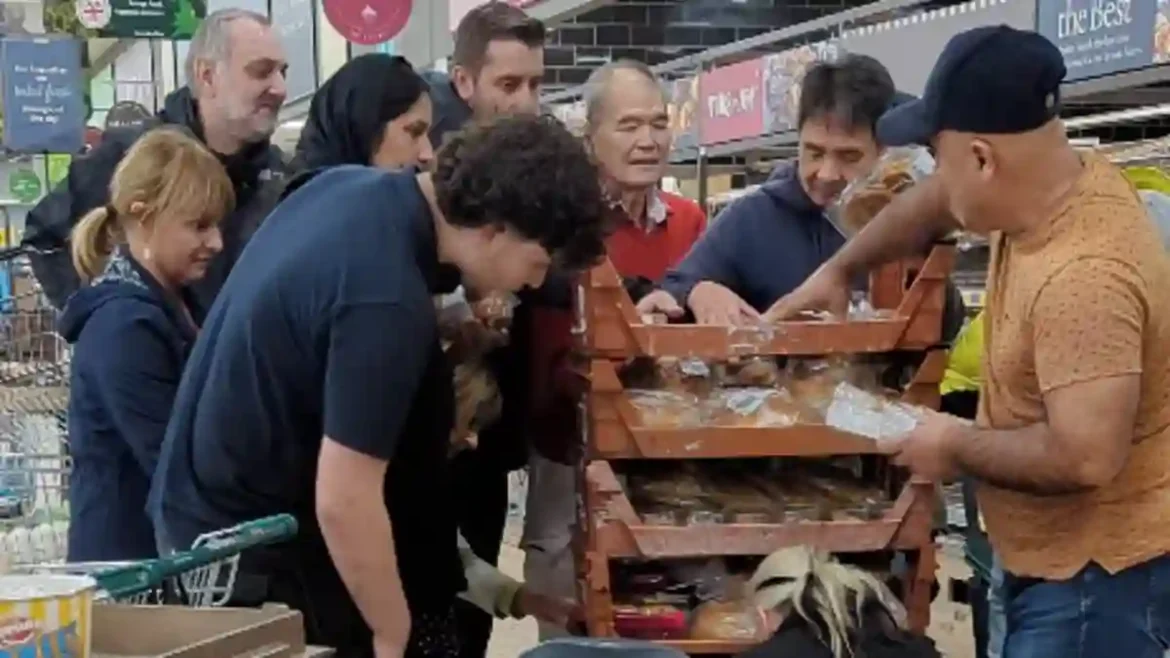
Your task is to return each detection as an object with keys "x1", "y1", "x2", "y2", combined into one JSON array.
[{"x1": 21, "y1": 87, "x2": 288, "y2": 319}]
